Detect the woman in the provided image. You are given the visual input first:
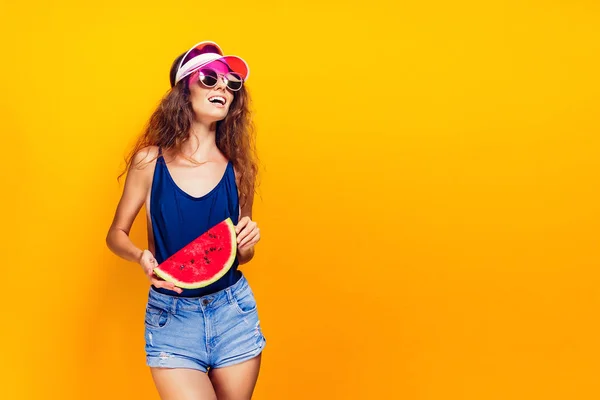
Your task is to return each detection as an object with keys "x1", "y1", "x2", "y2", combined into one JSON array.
[{"x1": 106, "y1": 41, "x2": 266, "y2": 399}]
